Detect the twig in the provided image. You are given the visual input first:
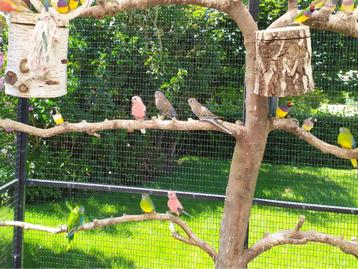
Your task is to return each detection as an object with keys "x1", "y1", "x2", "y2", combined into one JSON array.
[
  {"x1": 270, "y1": 118, "x2": 358, "y2": 159},
  {"x1": 243, "y1": 215, "x2": 358, "y2": 264},
  {"x1": 0, "y1": 118, "x2": 245, "y2": 138},
  {"x1": 0, "y1": 213, "x2": 218, "y2": 260}
]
